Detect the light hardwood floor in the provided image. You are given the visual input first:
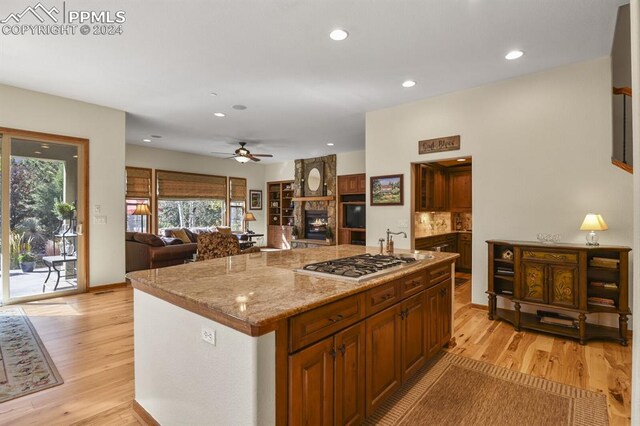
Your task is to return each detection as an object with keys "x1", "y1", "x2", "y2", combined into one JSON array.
[{"x1": 0, "y1": 278, "x2": 632, "y2": 425}]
